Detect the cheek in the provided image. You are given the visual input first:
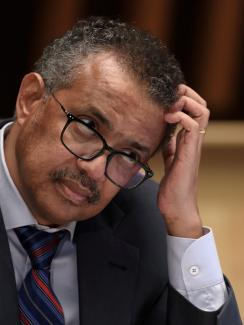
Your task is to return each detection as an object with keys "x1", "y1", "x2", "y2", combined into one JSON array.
[
  {"x1": 102, "y1": 181, "x2": 120, "y2": 201},
  {"x1": 15, "y1": 119, "x2": 68, "y2": 182}
]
